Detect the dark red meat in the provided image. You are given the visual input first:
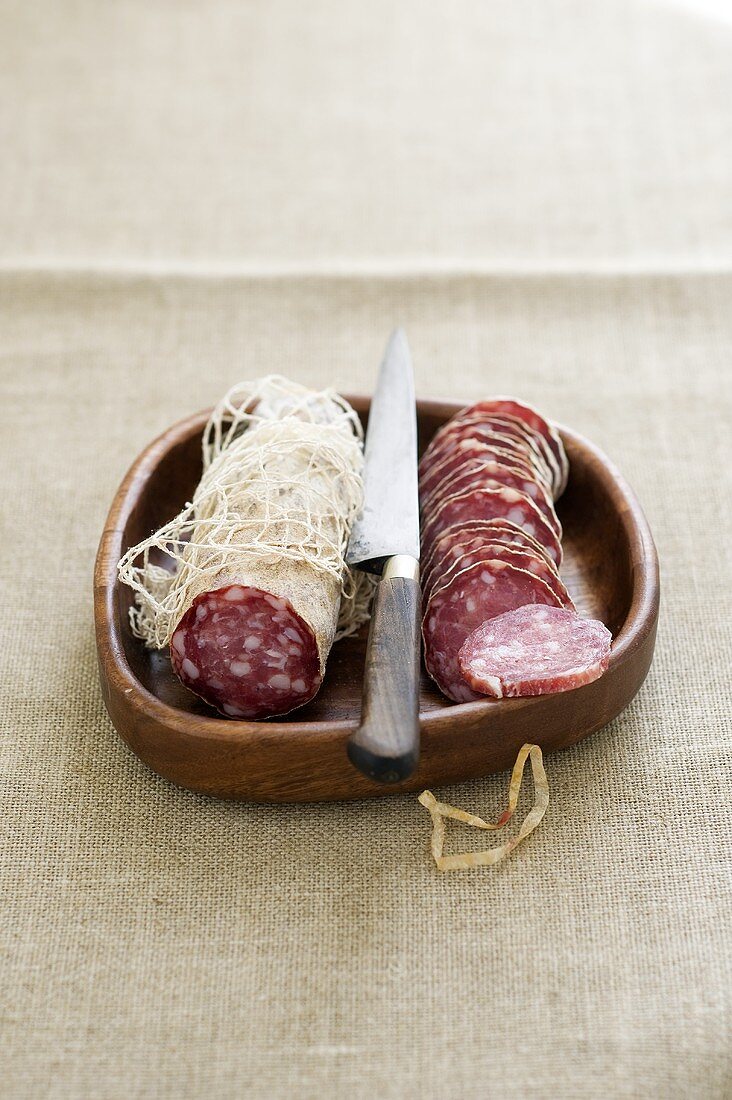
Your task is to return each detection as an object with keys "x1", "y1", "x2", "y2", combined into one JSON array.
[
  {"x1": 421, "y1": 487, "x2": 562, "y2": 567},
  {"x1": 170, "y1": 585, "x2": 322, "y2": 719},
  {"x1": 422, "y1": 559, "x2": 563, "y2": 702}
]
